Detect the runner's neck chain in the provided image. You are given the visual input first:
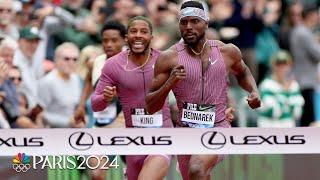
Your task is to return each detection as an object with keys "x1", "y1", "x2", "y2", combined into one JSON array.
[
  {"x1": 189, "y1": 40, "x2": 208, "y2": 55},
  {"x1": 124, "y1": 50, "x2": 151, "y2": 72}
]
